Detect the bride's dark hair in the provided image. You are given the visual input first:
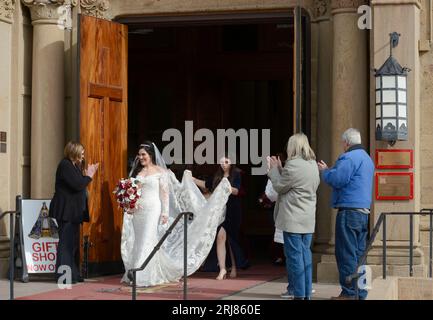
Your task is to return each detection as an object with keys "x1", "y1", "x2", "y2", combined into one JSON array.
[{"x1": 130, "y1": 141, "x2": 156, "y2": 178}]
